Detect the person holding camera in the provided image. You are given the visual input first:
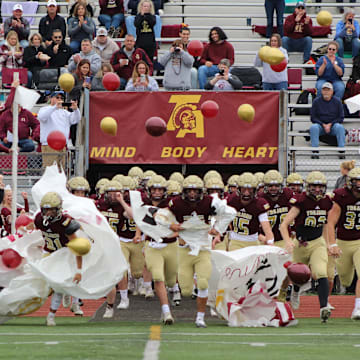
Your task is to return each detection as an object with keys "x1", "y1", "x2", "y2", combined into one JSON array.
[
  {"x1": 125, "y1": 60, "x2": 158, "y2": 91},
  {"x1": 159, "y1": 40, "x2": 194, "y2": 91},
  {"x1": 335, "y1": 9, "x2": 360, "y2": 58},
  {"x1": 204, "y1": 58, "x2": 242, "y2": 91}
]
